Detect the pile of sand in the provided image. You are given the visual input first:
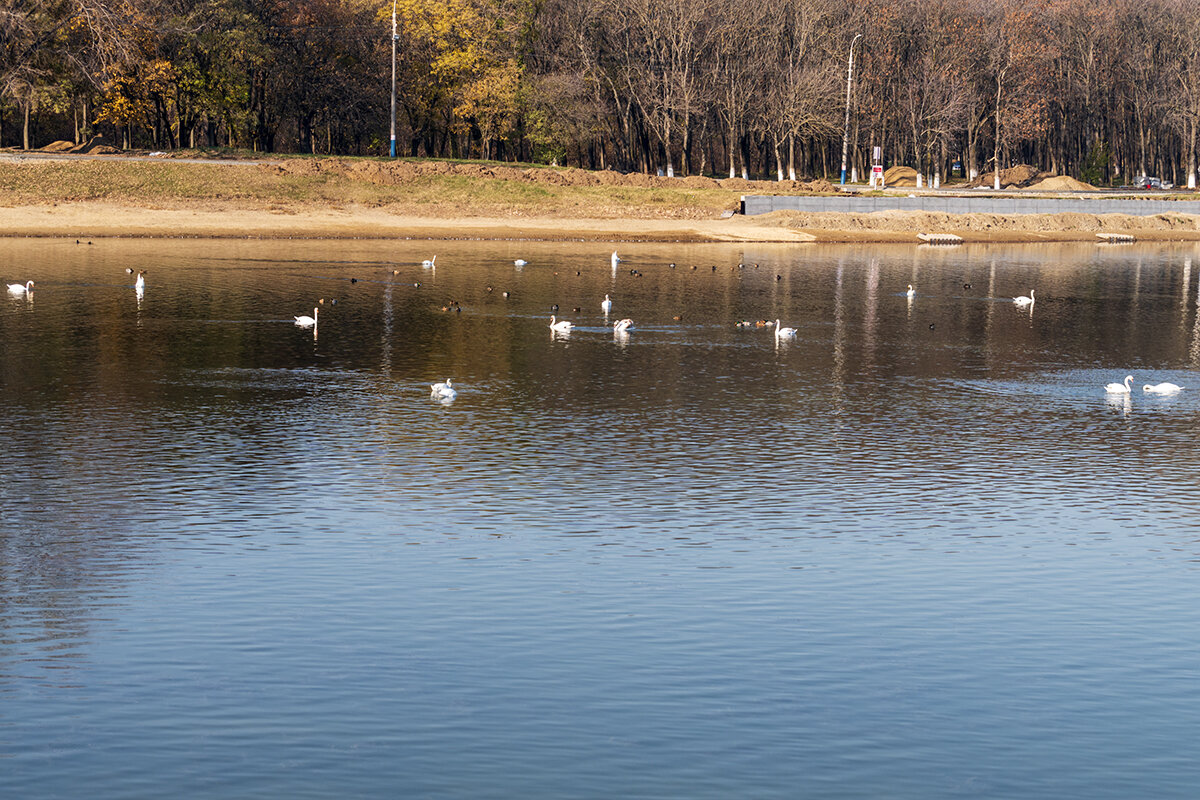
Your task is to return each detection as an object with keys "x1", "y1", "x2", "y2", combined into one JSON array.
[
  {"x1": 1027, "y1": 175, "x2": 1098, "y2": 192},
  {"x1": 40, "y1": 141, "x2": 75, "y2": 152},
  {"x1": 966, "y1": 164, "x2": 1045, "y2": 189},
  {"x1": 884, "y1": 166, "x2": 919, "y2": 187},
  {"x1": 263, "y1": 158, "x2": 840, "y2": 194}
]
